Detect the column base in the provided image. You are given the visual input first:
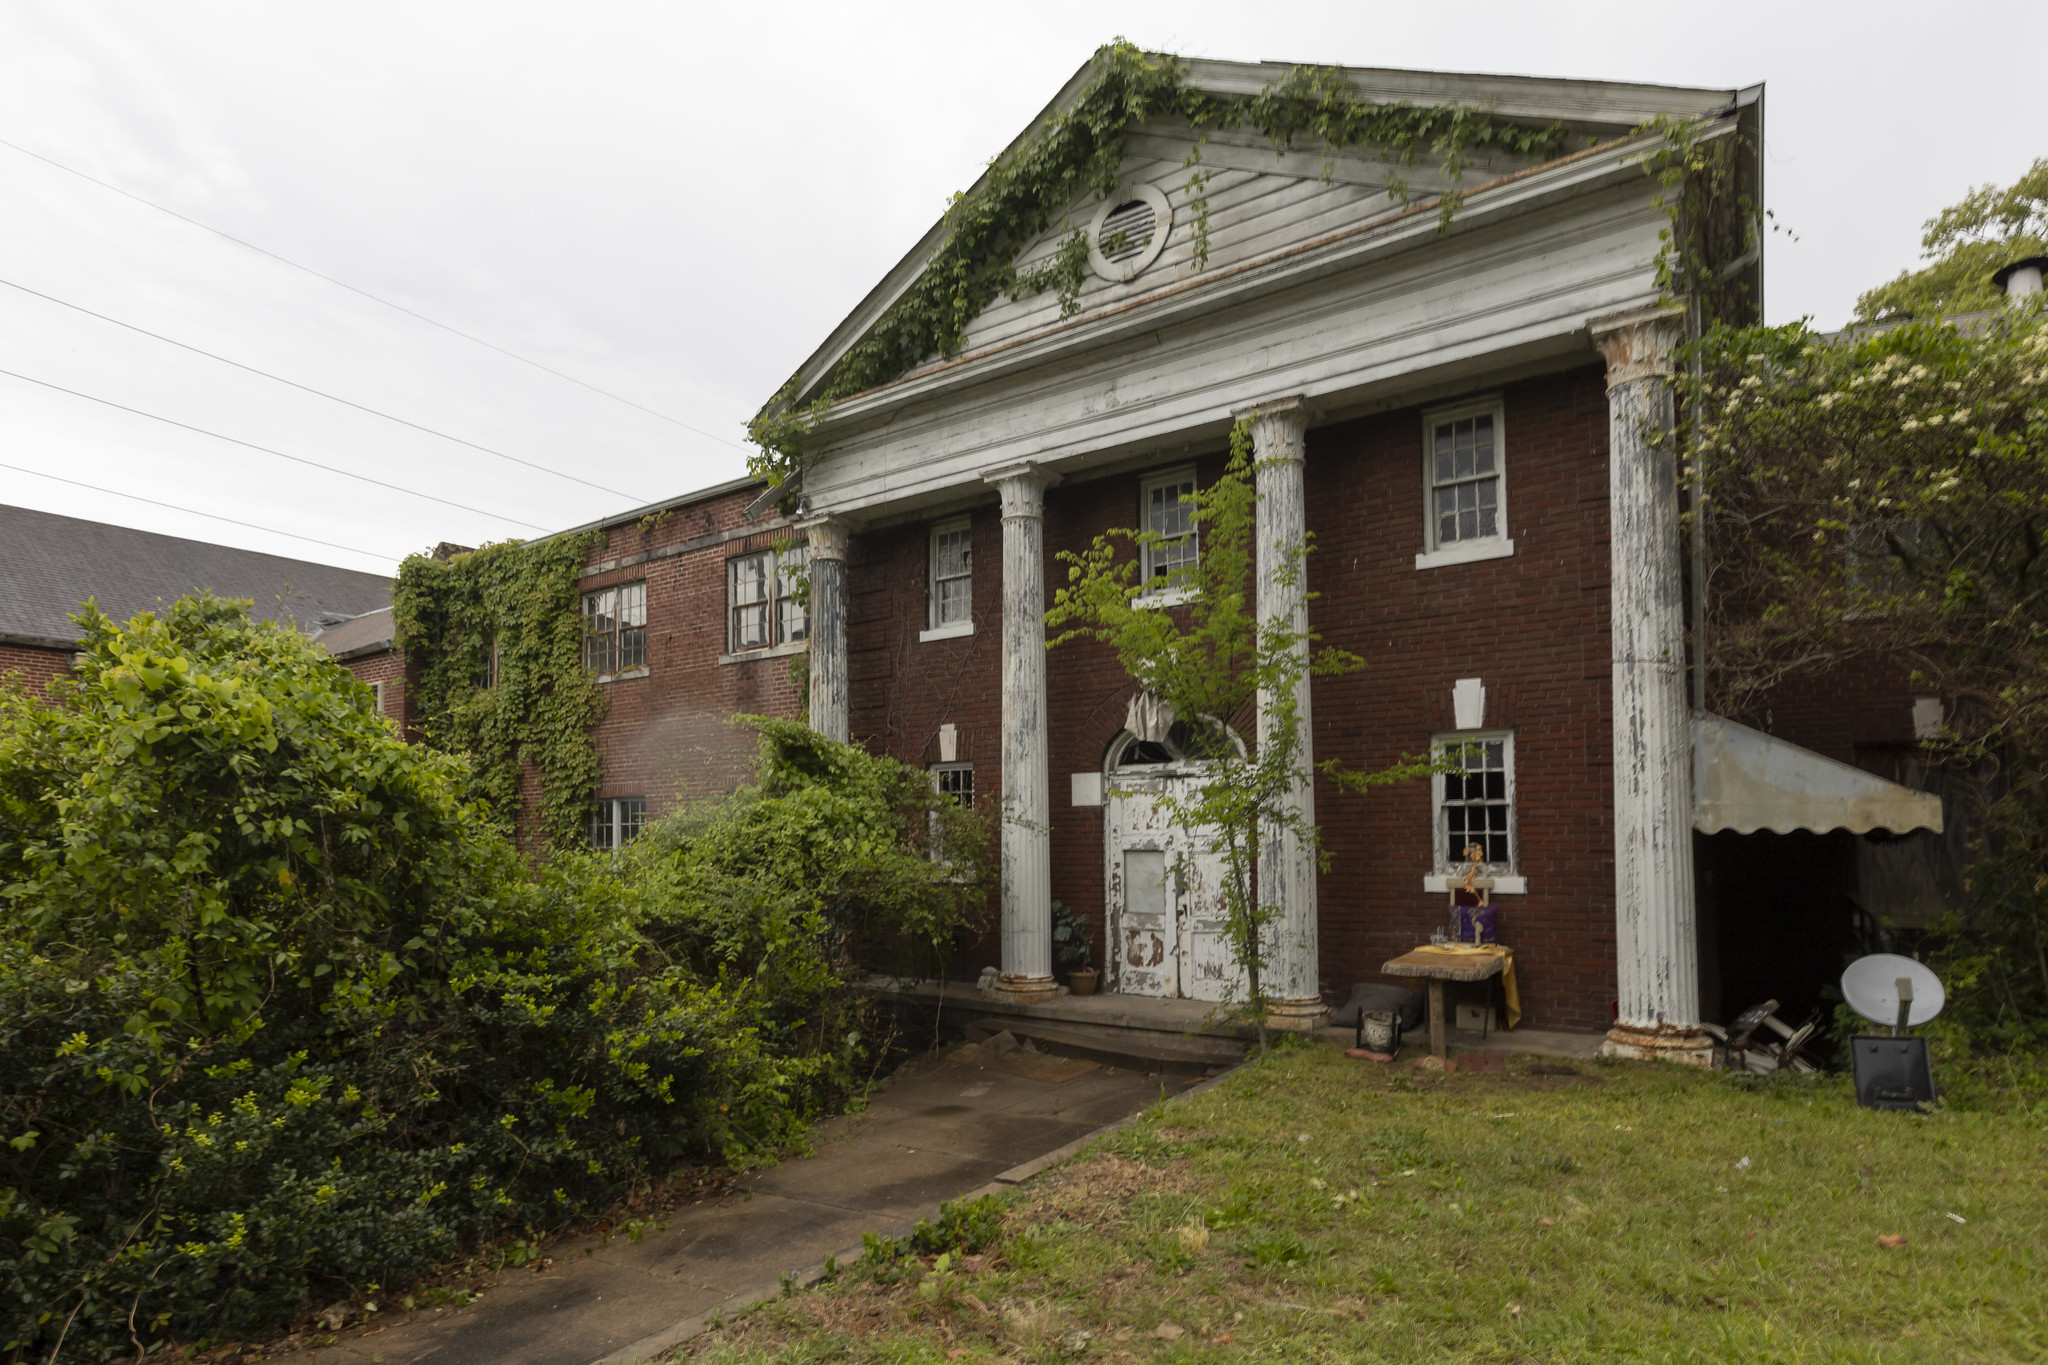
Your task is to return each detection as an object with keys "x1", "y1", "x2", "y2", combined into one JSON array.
[
  {"x1": 986, "y1": 975, "x2": 1066, "y2": 1004},
  {"x1": 1264, "y1": 997, "x2": 1332, "y2": 1032},
  {"x1": 1600, "y1": 1022, "x2": 1714, "y2": 1067}
]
